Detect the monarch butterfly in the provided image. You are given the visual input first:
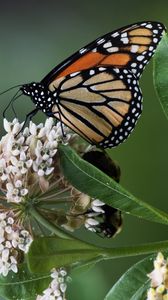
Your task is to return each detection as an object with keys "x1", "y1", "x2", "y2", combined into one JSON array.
[{"x1": 12, "y1": 21, "x2": 166, "y2": 148}]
